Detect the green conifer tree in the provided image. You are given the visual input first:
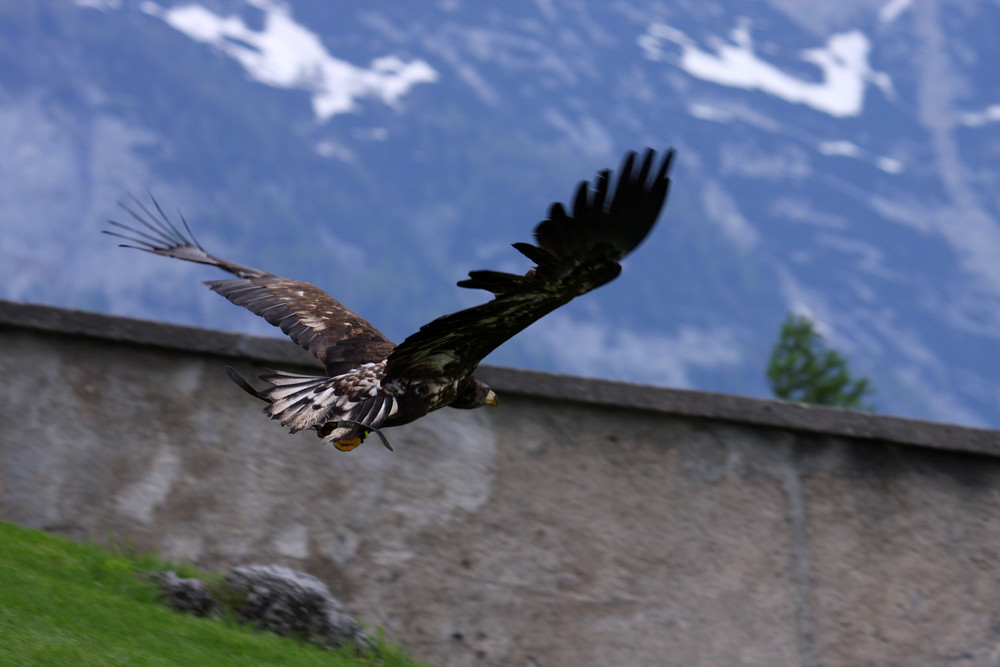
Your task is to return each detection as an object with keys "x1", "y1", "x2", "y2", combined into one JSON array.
[{"x1": 767, "y1": 313, "x2": 875, "y2": 410}]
